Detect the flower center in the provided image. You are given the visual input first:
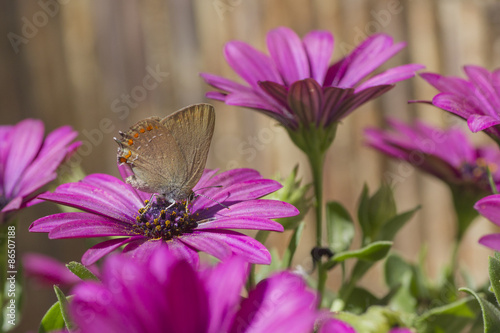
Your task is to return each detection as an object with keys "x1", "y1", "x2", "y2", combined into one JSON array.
[
  {"x1": 460, "y1": 158, "x2": 497, "y2": 186},
  {"x1": 133, "y1": 197, "x2": 198, "y2": 240}
]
